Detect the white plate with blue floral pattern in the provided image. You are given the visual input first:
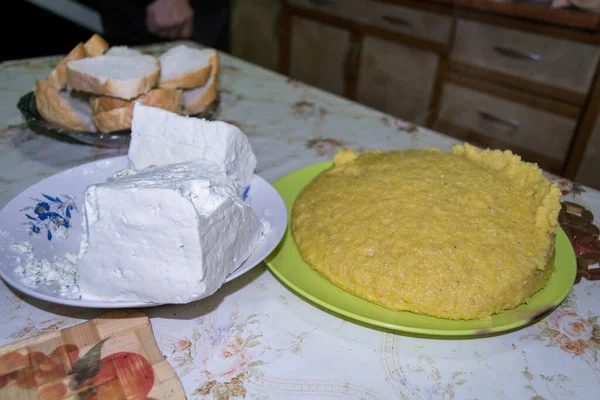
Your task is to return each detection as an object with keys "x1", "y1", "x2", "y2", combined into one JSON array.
[{"x1": 0, "y1": 156, "x2": 287, "y2": 308}]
